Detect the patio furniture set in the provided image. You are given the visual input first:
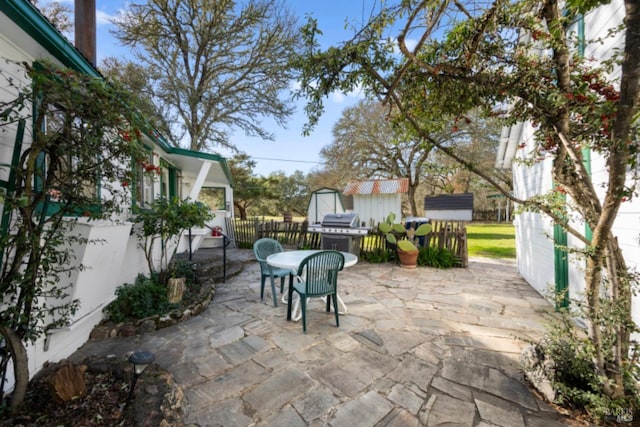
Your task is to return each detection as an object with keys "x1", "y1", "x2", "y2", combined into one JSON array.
[{"x1": 253, "y1": 238, "x2": 358, "y2": 333}]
